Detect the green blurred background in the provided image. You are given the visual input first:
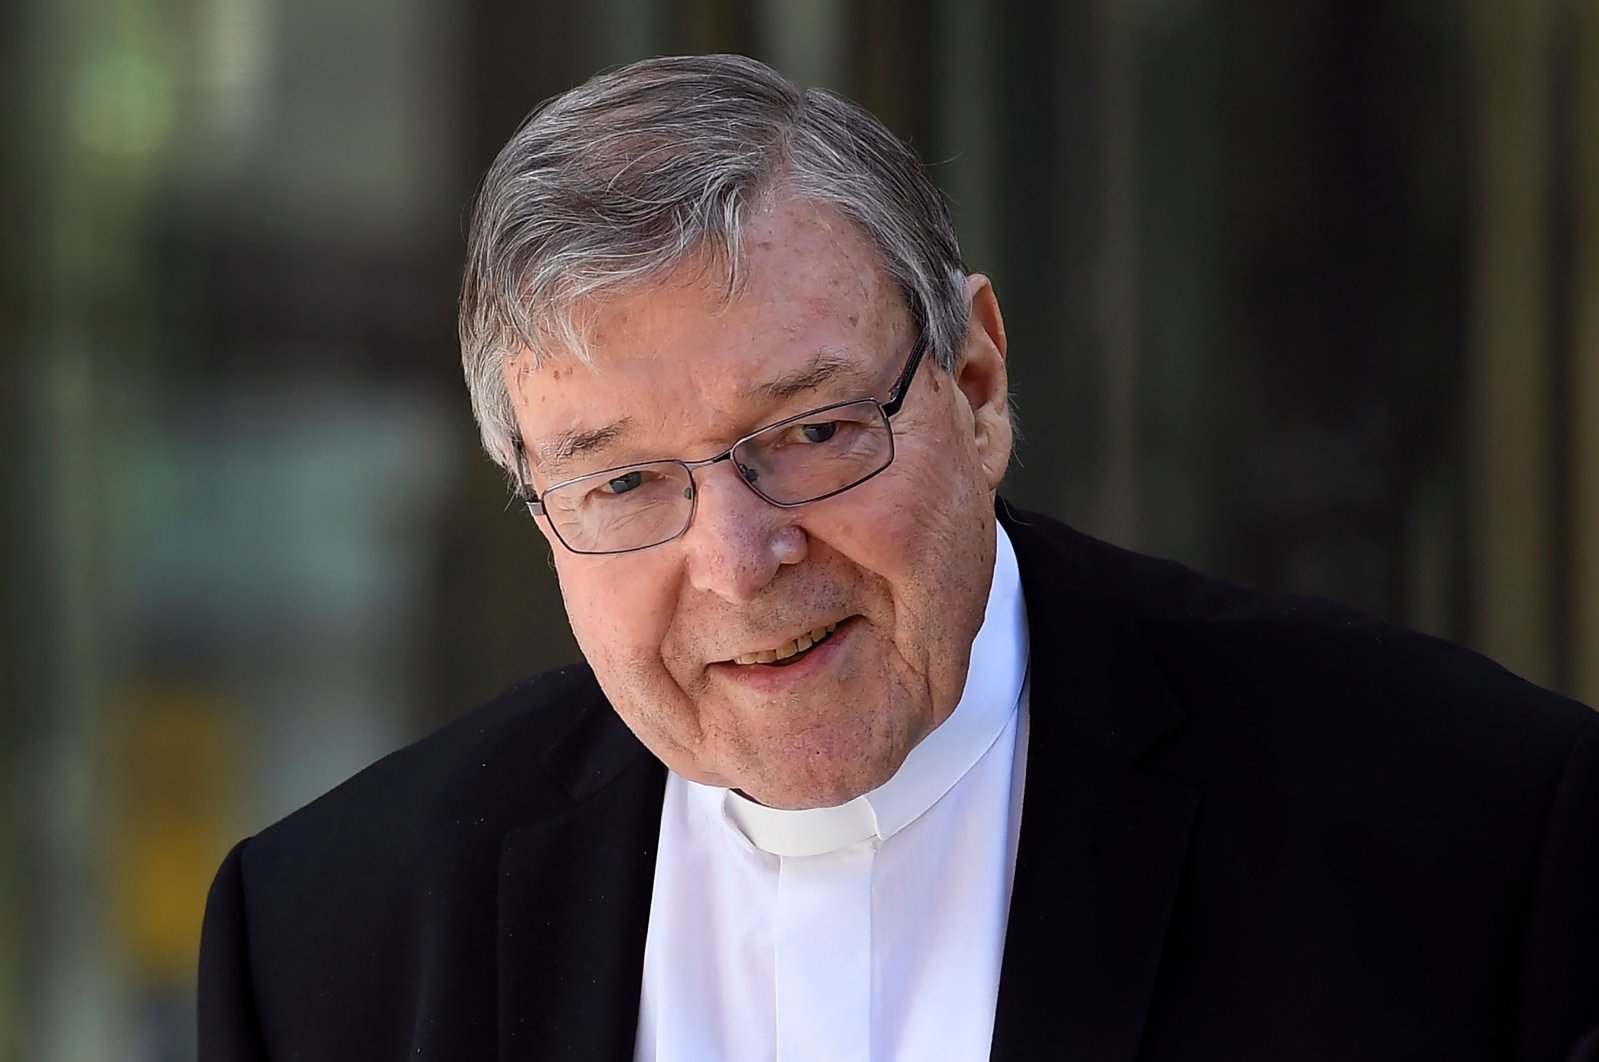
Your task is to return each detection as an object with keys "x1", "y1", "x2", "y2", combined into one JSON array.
[{"x1": 2, "y1": 1, "x2": 1596, "y2": 1058}]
